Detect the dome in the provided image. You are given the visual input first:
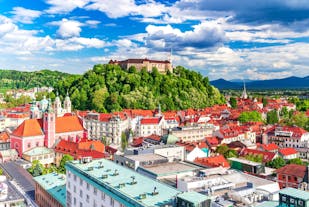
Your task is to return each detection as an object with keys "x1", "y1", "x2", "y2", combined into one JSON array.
[
  {"x1": 40, "y1": 96, "x2": 48, "y2": 105},
  {"x1": 162, "y1": 134, "x2": 179, "y2": 145}
]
